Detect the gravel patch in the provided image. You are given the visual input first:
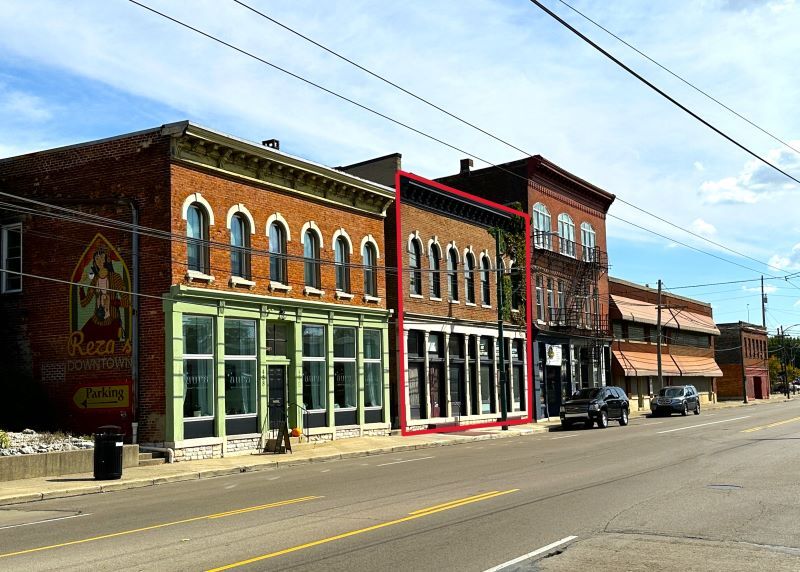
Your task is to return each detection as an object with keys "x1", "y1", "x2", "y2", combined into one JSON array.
[{"x1": 0, "y1": 429, "x2": 94, "y2": 456}]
